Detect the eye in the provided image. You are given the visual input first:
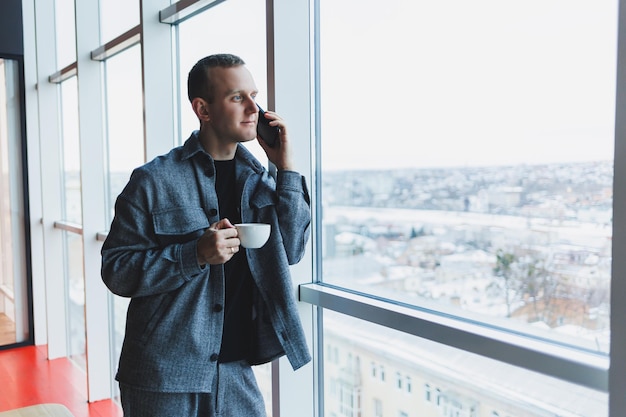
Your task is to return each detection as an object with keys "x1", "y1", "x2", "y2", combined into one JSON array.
[{"x1": 232, "y1": 95, "x2": 243, "y2": 102}]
